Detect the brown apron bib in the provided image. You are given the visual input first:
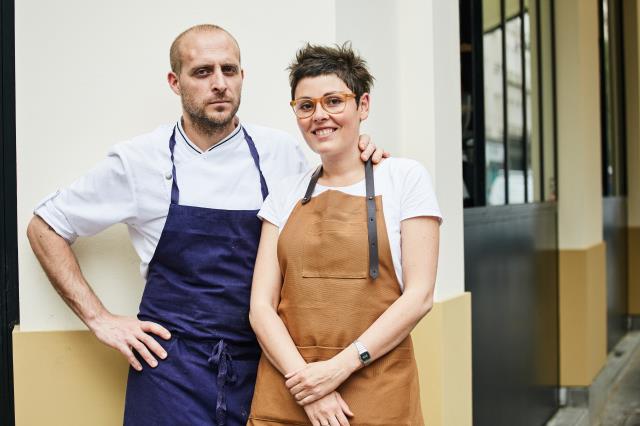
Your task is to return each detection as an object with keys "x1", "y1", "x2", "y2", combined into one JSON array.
[{"x1": 248, "y1": 163, "x2": 424, "y2": 425}]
